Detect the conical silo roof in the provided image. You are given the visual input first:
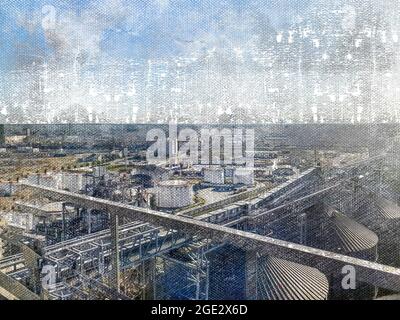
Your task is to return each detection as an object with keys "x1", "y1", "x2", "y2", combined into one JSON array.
[
  {"x1": 372, "y1": 195, "x2": 400, "y2": 220},
  {"x1": 325, "y1": 209, "x2": 378, "y2": 253},
  {"x1": 258, "y1": 256, "x2": 329, "y2": 300},
  {"x1": 353, "y1": 193, "x2": 400, "y2": 232}
]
